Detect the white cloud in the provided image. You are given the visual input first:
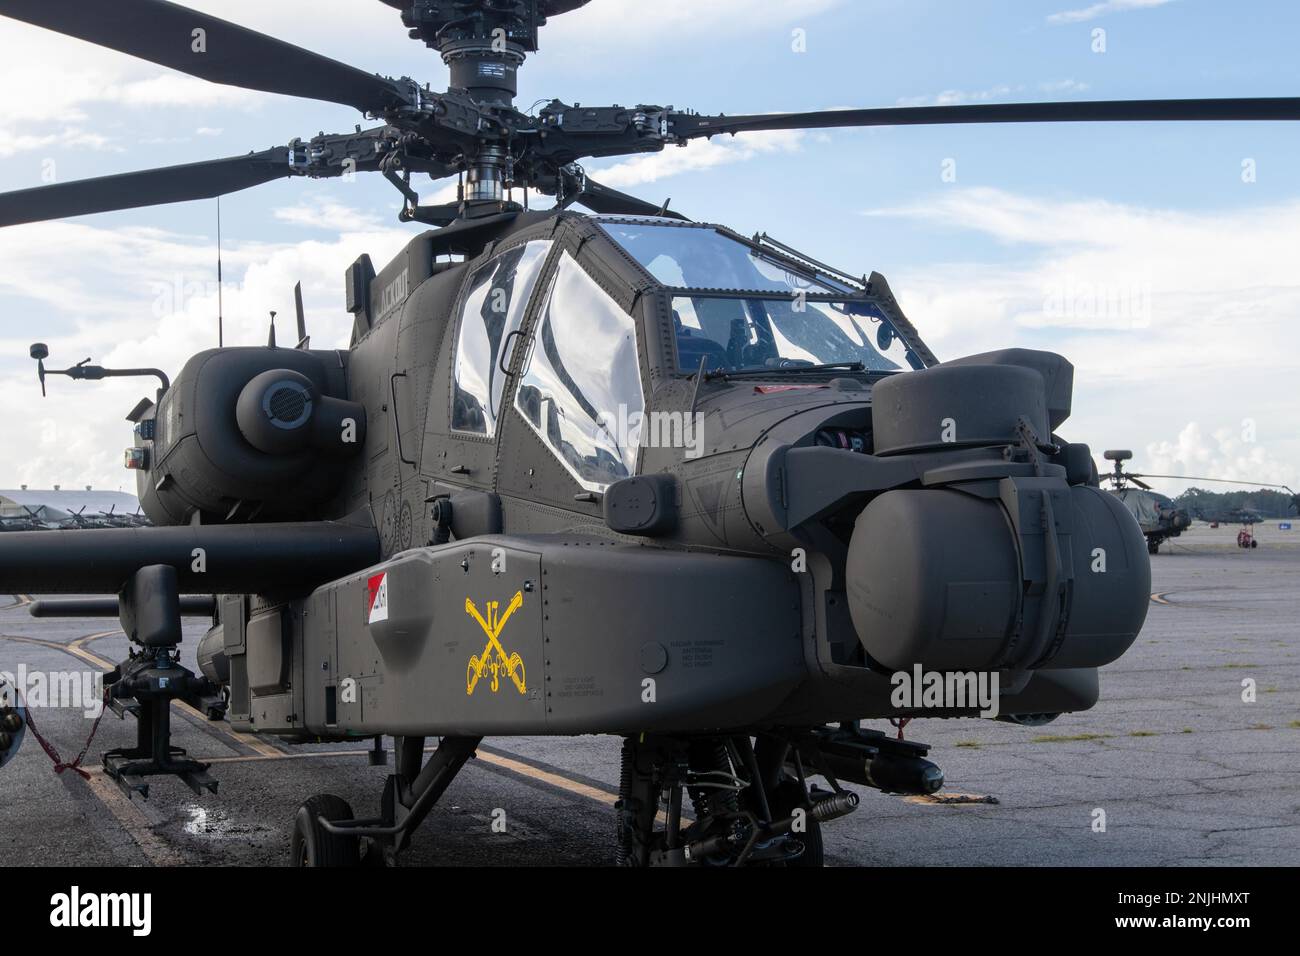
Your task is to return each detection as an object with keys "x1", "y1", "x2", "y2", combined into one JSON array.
[
  {"x1": 274, "y1": 200, "x2": 383, "y2": 230},
  {"x1": 0, "y1": 126, "x2": 121, "y2": 160},
  {"x1": 591, "y1": 130, "x2": 804, "y2": 188},
  {"x1": 103, "y1": 75, "x2": 260, "y2": 111},
  {"x1": 1141, "y1": 422, "x2": 1295, "y2": 496},
  {"x1": 1047, "y1": 0, "x2": 1177, "y2": 26},
  {"x1": 898, "y1": 80, "x2": 1090, "y2": 108},
  {"x1": 865, "y1": 188, "x2": 1300, "y2": 485},
  {"x1": 0, "y1": 216, "x2": 416, "y2": 490},
  {"x1": 0, "y1": 15, "x2": 266, "y2": 160},
  {"x1": 1039, "y1": 79, "x2": 1092, "y2": 95},
  {"x1": 897, "y1": 86, "x2": 1022, "y2": 108}
]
